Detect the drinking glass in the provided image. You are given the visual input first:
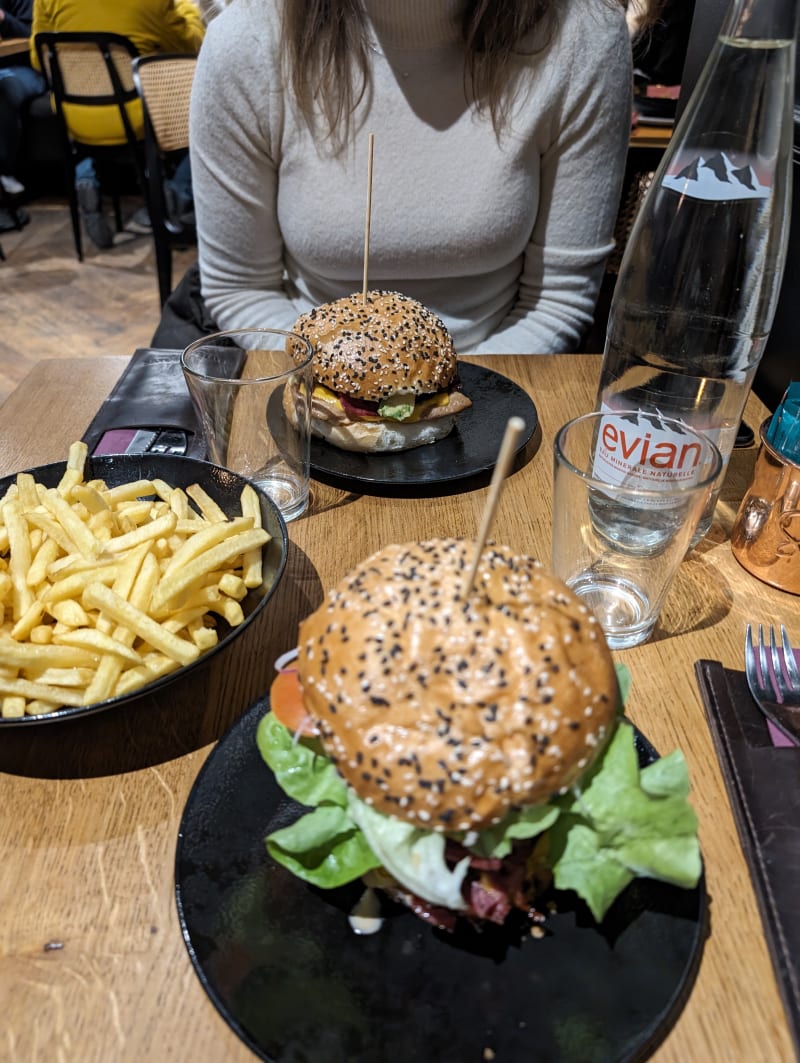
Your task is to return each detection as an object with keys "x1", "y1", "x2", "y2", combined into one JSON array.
[
  {"x1": 182, "y1": 328, "x2": 312, "y2": 522},
  {"x1": 552, "y1": 411, "x2": 723, "y2": 648}
]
